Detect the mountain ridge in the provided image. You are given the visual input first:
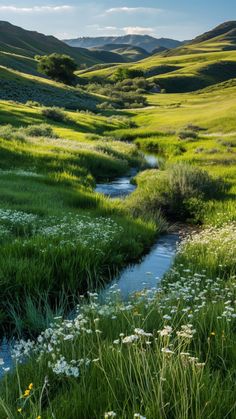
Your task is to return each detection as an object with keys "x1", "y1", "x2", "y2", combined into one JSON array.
[{"x1": 64, "y1": 34, "x2": 182, "y2": 53}]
